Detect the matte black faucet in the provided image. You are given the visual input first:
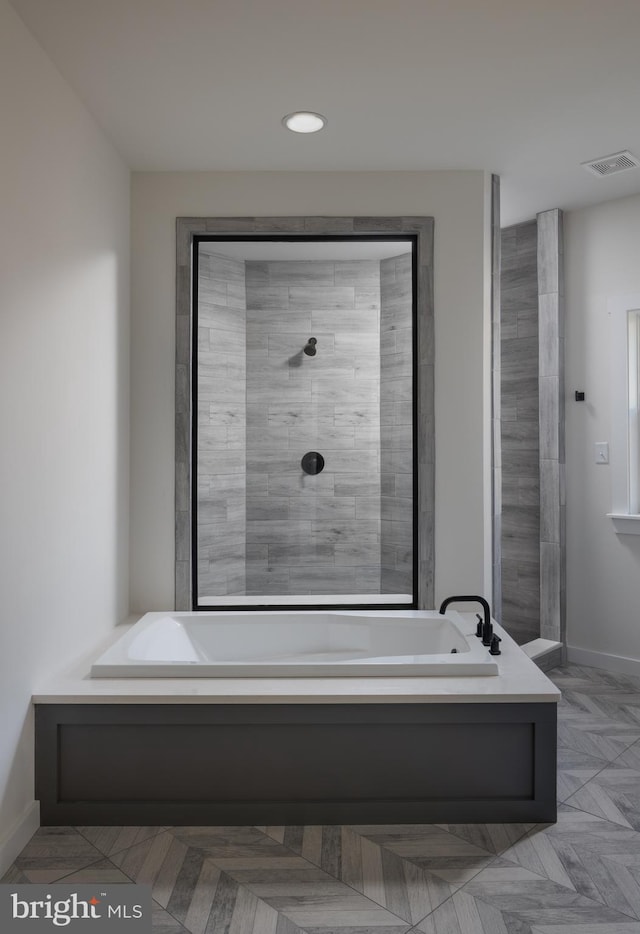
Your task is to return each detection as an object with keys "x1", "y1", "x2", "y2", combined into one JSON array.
[{"x1": 439, "y1": 594, "x2": 493, "y2": 646}]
